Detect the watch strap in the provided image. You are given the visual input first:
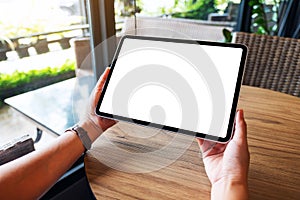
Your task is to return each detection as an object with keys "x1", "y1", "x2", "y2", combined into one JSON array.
[{"x1": 66, "y1": 124, "x2": 92, "y2": 151}]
